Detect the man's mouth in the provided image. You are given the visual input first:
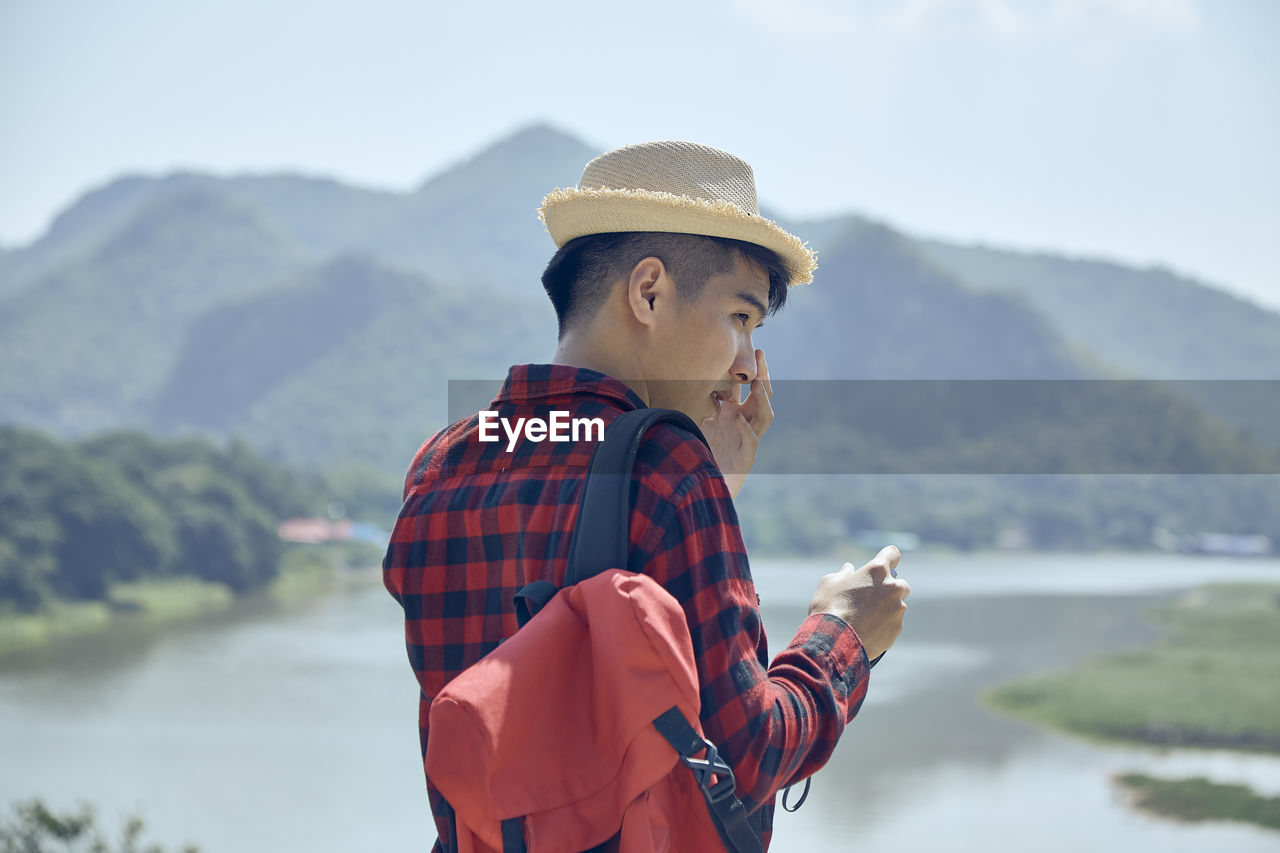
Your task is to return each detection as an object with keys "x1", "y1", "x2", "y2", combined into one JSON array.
[{"x1": 709, "y1": 388, "x2": 736, "y2": 412}]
